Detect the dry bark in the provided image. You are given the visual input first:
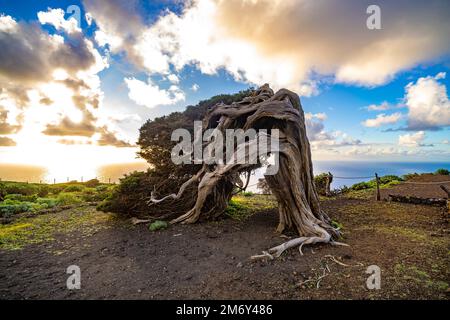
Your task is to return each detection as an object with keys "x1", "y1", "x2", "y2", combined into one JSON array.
[{"x1": 150, "y1": 84, "x2": 341, "y2": 256}]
